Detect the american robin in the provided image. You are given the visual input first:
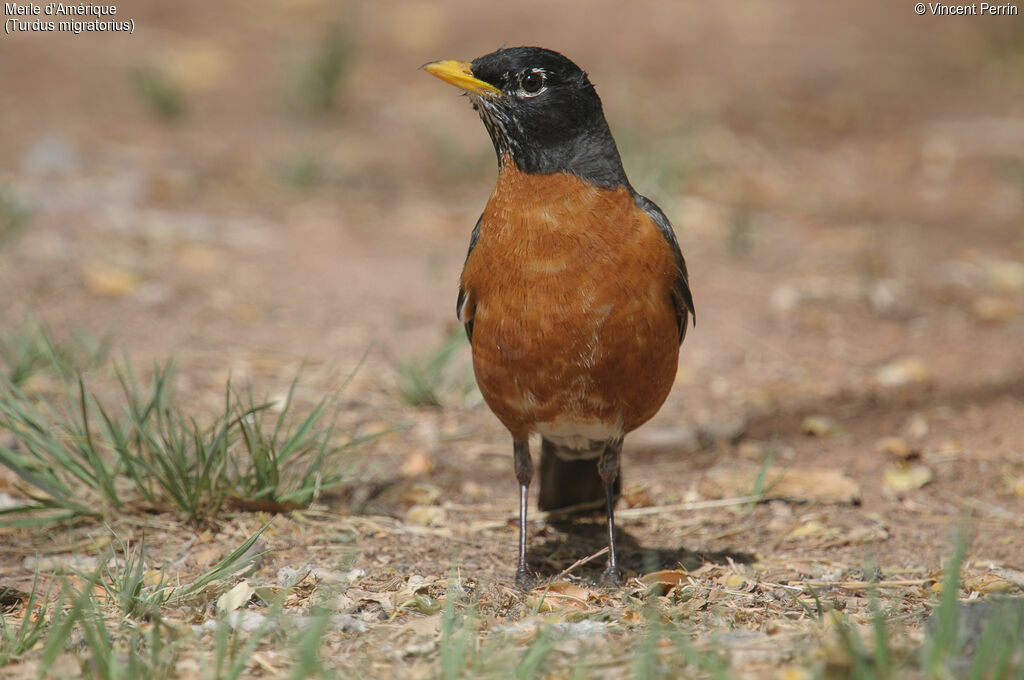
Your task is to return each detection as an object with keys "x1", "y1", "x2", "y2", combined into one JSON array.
[{"x1": 423, "y1": 46, "x2": 694, "y2": 588}]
